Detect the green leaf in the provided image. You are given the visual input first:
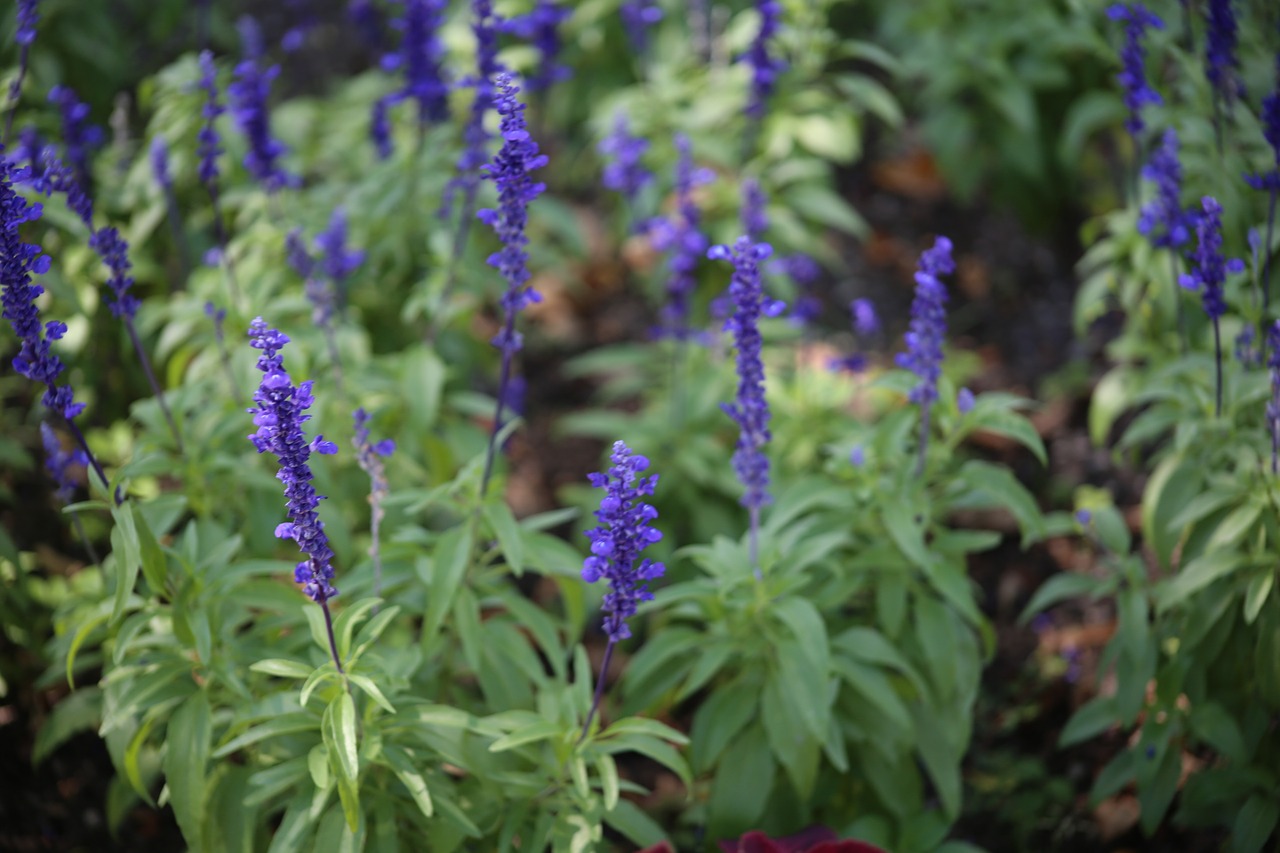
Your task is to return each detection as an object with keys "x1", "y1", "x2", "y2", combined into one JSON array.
[
  {"x1": 213, "y1": 714, "x2": 319, "y2": 758},
  {"x1": 482, "y1": 501, "x2": 525, "y2": 575},
  {"x1": 1244, "y1": 572, "x2": 1274, "y2": 625},
  {"x1": 1208, "y1": 502, "x2": 1263, "y2": 551},
  {"x1": 163, "y1": 690, "x2": 211, "y2": 845},
  {"x1": 1234, "y1": 795, "x2": 1280, "y2": 853},
  {"x1": 708, "y1": 723, "x2": 773, "y2": 834},
  {"x1": 602, "y1": 716, "x2": 689, "y2": 746},
  {"x1": 33, "y1": 687, "x2": 102, "y2": 765},
  {"x1": 772, "y1": 596, "x2": 830, "y2": 677},
  {"x1": 308, "y1": 744, "x2": 331, "y2": 790},
  {"x1": 402, "y1": 345, "x2": 446, "y2": 430},
  {"x1": 111, "y1": 510, "x2": 142, "y2": 623},
  {"x1": 595, "y1": 754, "x2": 619, "y2": 811},
  {"x1": 349, "y1": 674, "x2": 396, "y2": 714},
  {"x1": 382, "y1": 745, "x2": 433, "y2": 819},
  {"x1": 325, "y1": 693, "x2": 361, "y2": 833},
  {"x1": 251, "y1": 659, "x2": 314, "y2": 680},
  {"x1": 602, "y1": 799, "x2": 667, "y2": 848},
  {"x1": 1018, "y1": 572, "x2": 1099, "y2": 624},
  {"x1": 1138, "y1": 744, "x2": 1182, "y2": 835},
  {"x1": 957, "y1": 460, "x2": 1045, "y2": 545},
  {"x1": 333, "y1": 598, "x2": 381, "y2": 660},
  {"x1": 135, "y1": 506, "x2": 168, "y2": 595},
  {"x1": 489, "y1": 720, "x2": 561, "y2": 752},
  {"x1": 124, "y1": 714, "x2": 159, "y2": 805},
  {"x1": 1059, "y1": 695, "x2": 1117, "y2": 747},
  {"x1": 690, "y1": 679, "x2": 758, "y2": 773},
  {"x1": 1156, "y1": 552, "x2": 1246, "y2": 612},
  {"x1": 1188, "y1": 701, "x2": 1247, "y2": 764},
  {"x1": 1141, "y1": 457, "x2": 1200, "y2": 570},
  {"x1": 67, "y1": 608, "x2": 110, "y2": 688},
  {"x1": 970, "y1": 407, "x2": 1047, "y2": 466},
  {"x1": 421, "y1": 524, "x2": 475, "y2": 653}
]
